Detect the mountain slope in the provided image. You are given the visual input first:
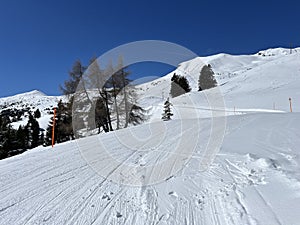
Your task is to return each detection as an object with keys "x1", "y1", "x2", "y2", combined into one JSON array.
[
  {"x1": 0, "y1": 90, "x2": 65, "y2": 129},
  {"x1": 0, "y1": 113, "x2": 299, "y2": 224},
  {"x1": 137, "y1": 47, "x2": 300, "y2": 122}
]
